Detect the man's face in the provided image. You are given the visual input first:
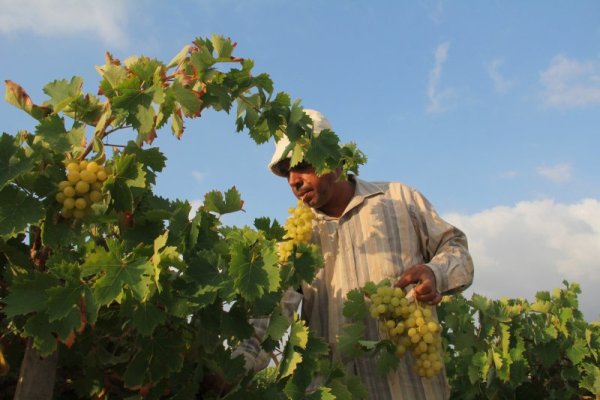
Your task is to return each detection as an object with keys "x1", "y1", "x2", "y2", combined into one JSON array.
[{"x1": 281, "y1": 161, "x2": 339, "y2": 210}]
